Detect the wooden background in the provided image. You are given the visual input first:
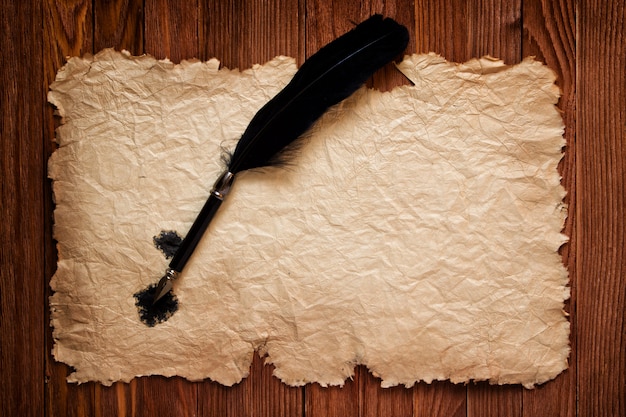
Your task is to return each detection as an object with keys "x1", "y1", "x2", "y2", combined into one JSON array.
[{"x1": 1, "y1": 0, "x2": 624, "y2": 416}]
